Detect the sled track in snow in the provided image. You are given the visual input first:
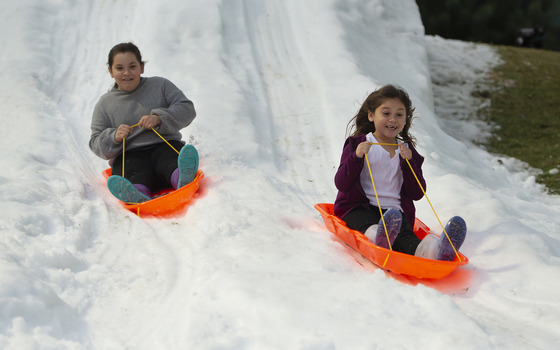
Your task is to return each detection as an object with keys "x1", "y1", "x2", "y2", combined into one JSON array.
[{"x1": 219, "y1": 1, "x2": 346, "y2": 203}]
